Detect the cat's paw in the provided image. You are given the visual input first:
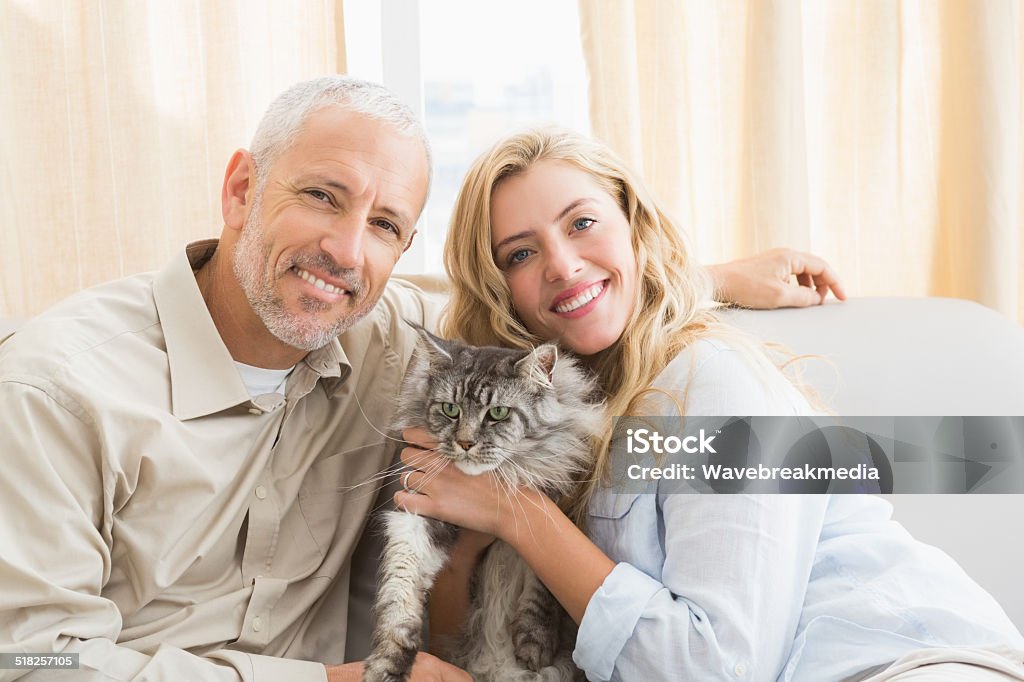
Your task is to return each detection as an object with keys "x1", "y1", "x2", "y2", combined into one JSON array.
[
  {"x1": 362, "y1": 654, "x2": 412, "y2": 682},
  {"x1": 513, "y1": 628, "x2": 558, "y2": 672}
]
